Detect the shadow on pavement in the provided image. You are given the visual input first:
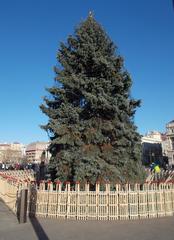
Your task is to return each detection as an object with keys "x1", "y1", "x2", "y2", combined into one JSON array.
[
  {"x1": 29, "y1": 216, "x2": 49, "y2": 240},
  {"x1": 28, "y1": 184, "x2": 50, "y2": 240}
]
